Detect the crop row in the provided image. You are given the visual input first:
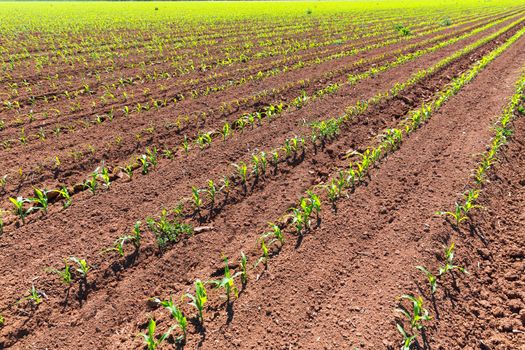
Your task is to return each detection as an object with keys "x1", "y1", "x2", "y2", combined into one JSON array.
[{"x1": 394, "y1": 69, "x2": 525, "y2": 350}]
